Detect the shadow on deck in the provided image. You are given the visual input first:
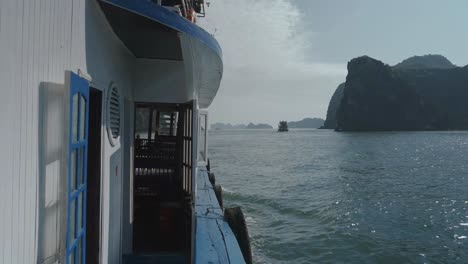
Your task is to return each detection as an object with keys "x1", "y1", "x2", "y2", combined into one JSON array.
[{"x1": 123, "y1": 253, "x2": 186, "y2": 264}]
